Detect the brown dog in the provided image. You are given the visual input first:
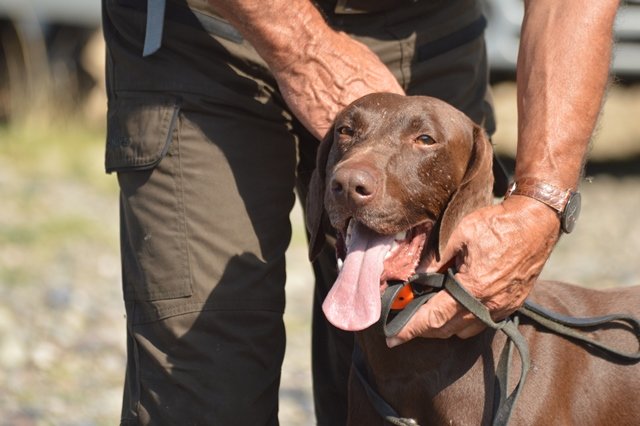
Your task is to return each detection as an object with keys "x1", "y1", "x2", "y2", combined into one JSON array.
[{"x1": 306, "y1": 93, "x2": 640, "y2": 425}]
